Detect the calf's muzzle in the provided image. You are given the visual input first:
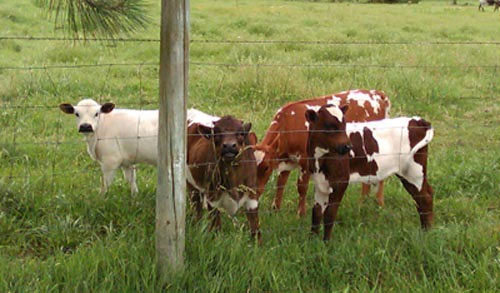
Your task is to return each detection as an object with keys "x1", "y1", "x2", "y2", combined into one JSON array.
[
  {"x1": 79, "y1": 123, "x2": 94, "y2": 133},
  {"x1": 221, "y1": 143, "x2": 238, "y2": 159}
]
